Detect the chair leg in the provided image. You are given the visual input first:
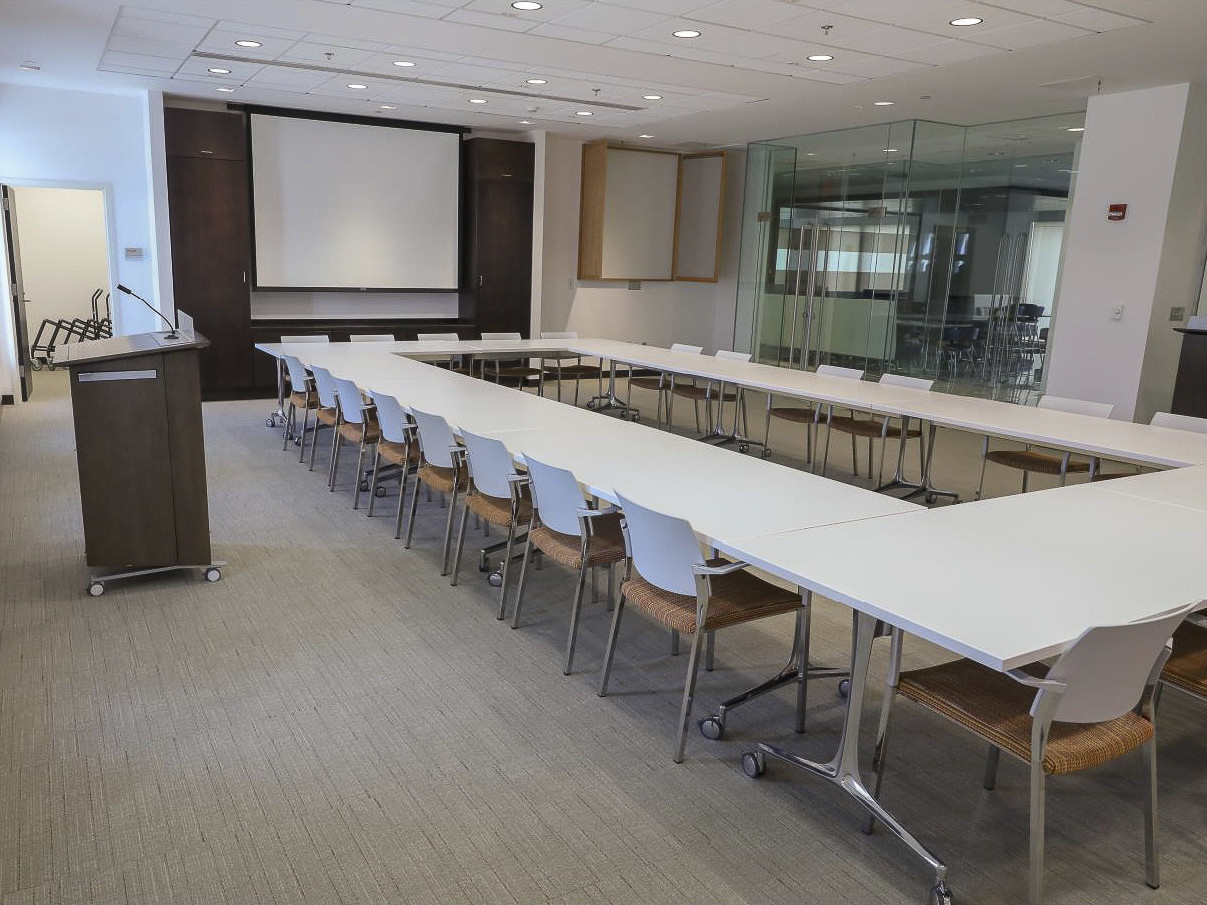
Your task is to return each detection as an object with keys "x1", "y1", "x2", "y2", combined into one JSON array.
[
  {"x1": 282, "y1": 401, "x2": 296, "y2": 451},
  {"x1": 352, "y1": 438, "x2": 368, "y2": 510},
  {"x1": 976, "y1": 456, "x2": 989, "y2": 500},
  {"x1": 404, "y1": 476, "x2": 423, "y2": 548},
  {"x1": 672, "y1": 629, "x2": 708, "y2": 763},
  {"x1": 1029, "y1": 757, "x2": 1047, "y2": 905},
  {"x1": 851, "y1": 432, "x2": 859, "y2": 476},
  {"x1": 496, "y1": 519, "x2": 518, "y2": 620},
  {"x1": 564, "y1": 562, "x2": 589, "y2": 675},
  {"x1": 367, "y1": 452, "x2": 382, "y2": 517},
  {"x1": 1143, "y1": 737, "x2": 1160, "y2": 889},
  {"x1": 693, "y1": 398, "x2": 701, "y2": 433},
  {"x1": 449, "y1": 499, "x2": 473, "y2": 586},
  {"x1": 511, "y1": 529, "x2": 536, "y2": 627},
  {"x1": 819, "y1": 412, "x2": 833, "y2": 477},
  {"x1": 394, "y1": 465, "x2": 409, "y2": 539},
  {"x1": 705, "y1": 630, "x2": 715, "y2": 672},
  {"x1": 1021, "y1": 470, "x2": 1030, "y2": 493},
  {"x1": 298, "y1": 405, "x2": 311, "y2": 464},
  {"x1": 794, "y1": 605, "x2": 808, "y2": 733},
  {"x1": 308, "y1": 421, "x2": 321, "y2": 472},
  {"x1": 983, "y1": 745, "x2": 1002, "y2": 790},
  {"x1": 762, "y1": 397, "x2": 774, "y2": 456},
  {"x1": 329, "y1": 429, "x2": 342, "y2": 491},
  {"x1": 439, "y1": 484, "x2": 461, "y2": 576},
  {"x1": 598, "y1": 593, "x2": 627, "y2": 696},
  {"x1": 670, "y1": 629, "x2": 680, "y2": 656}
]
